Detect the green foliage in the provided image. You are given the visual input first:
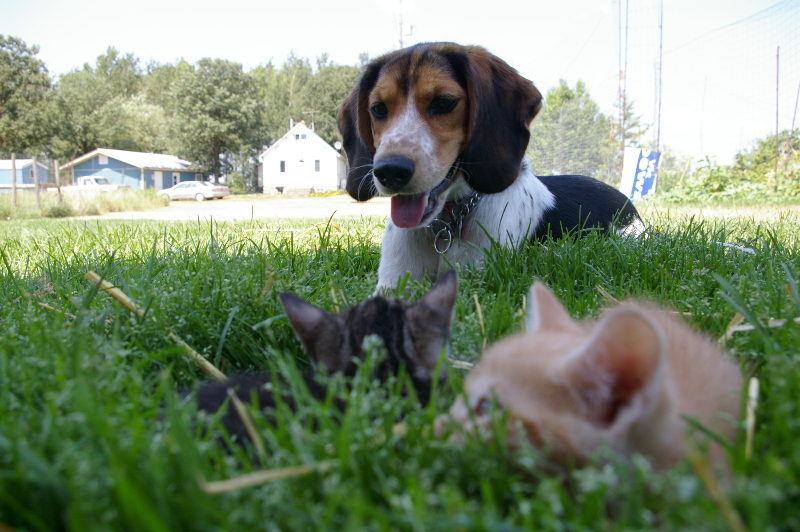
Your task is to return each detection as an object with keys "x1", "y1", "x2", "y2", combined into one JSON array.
[
  {"x1": 91, "y1": 46, "x2": 143, "y2": 99},
  {"x1": 0, "y1": 34, "x2": 53, "y2": 154},
  {"x1": 41, "y1": 201, "x2": 75, "y2": 218},
  {"x1": 0, "y1": 212, "x2": 799, "y2": 528},
  {"x1": 251, "y1": 54, "x2": 359, "y2": 145},
  {"x1": 0, "y1": 37, "x2": 355, "y2": 188},
  {"x1": 527, "y1": 80, "x2": 645, "y2": 184},
  {"x1": 528, "y1": 80, "x2": 612, "y2": 179},
  {"x1": 171, "y1": 58, "x2": 265, "y2": 179},
  {"x1": 660, "y1": 130, "x2": 800, "y2": 202},
  {"x1": 50, "y1": 48, "x2": 169, "y2": 161},
  {"x1": 227, "y1": 171, "x2": 247, "y2": 194}
]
